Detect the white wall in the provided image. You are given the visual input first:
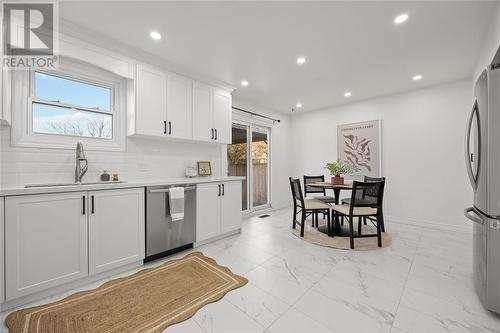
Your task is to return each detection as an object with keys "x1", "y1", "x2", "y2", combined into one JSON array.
[
  {"x1": 474, "y1": 1, "x2": 500, "y2": 80},
  {"x1": 232, "y1": 98, "x2": 292, "y2": 210},
  {"x1": 290, "y1": 80, "x2": 473, "y2": 231}
]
